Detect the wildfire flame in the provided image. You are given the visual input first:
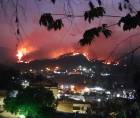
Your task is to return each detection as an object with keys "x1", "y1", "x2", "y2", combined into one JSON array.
[
  {"x1": 16, "y1": 41, "x2": 36, "y2": 63},
  {"x1": 15, "y1": 41, "x2": 117, "y2": 64},
  {"x1": 16, "y1": 48, "x2": 27, "y2": 63},
  {"x1": 72, "y1": 52, "x2": 90, "y2": 61},
  {"x1": 16, "y1": 47, "x2": 91, "y2": 63}
]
